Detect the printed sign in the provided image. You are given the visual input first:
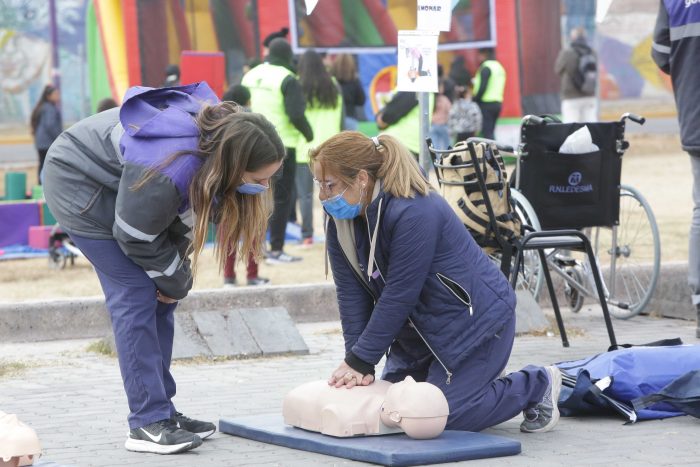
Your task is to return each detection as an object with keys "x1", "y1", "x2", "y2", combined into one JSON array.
[
  {"x1": 396, "y1": 30, "x2": 439, "y2": 93},
  {"x1": 416, "y1": 0, "x2": 452, "y2": 32}
]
